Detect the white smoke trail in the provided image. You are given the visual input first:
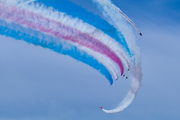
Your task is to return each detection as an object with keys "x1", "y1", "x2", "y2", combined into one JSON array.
[
  {"x1": 93, "y1": 0, "x2": 143, "y2": 113},
  {"x1": 102, "y1": 64, "x2": 142, "y2": 113}
]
